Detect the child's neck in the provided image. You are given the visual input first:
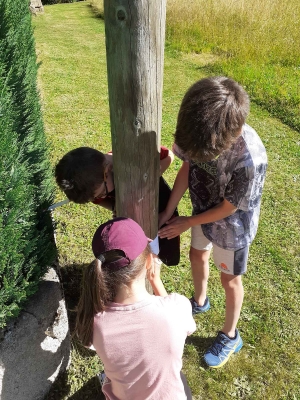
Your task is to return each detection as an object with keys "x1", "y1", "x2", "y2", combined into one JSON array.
[{"x1": 113, "y1": 274, "x2": 151, "y2": 305}]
